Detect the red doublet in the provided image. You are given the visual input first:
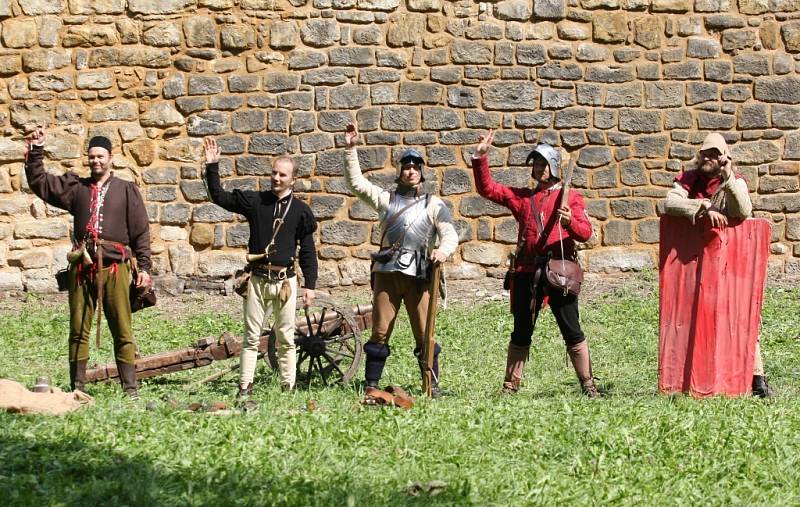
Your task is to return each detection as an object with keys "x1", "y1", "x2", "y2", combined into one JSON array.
[
  {"x1": 675, "y1": 169, "x2": 745, "y2": 199},
  {"x1": 471, "y1": 155, "x2": 592, "y2": 272}
]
